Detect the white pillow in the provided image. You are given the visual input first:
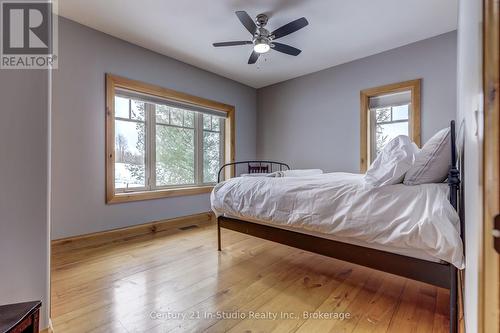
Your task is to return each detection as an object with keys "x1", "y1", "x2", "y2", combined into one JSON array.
[
  {"x1": 403, "y1": 128, "x2": 451, "y2": 185},
  {"x1": 364, "y1": 135, "x2": 418, "y2": 187}
]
